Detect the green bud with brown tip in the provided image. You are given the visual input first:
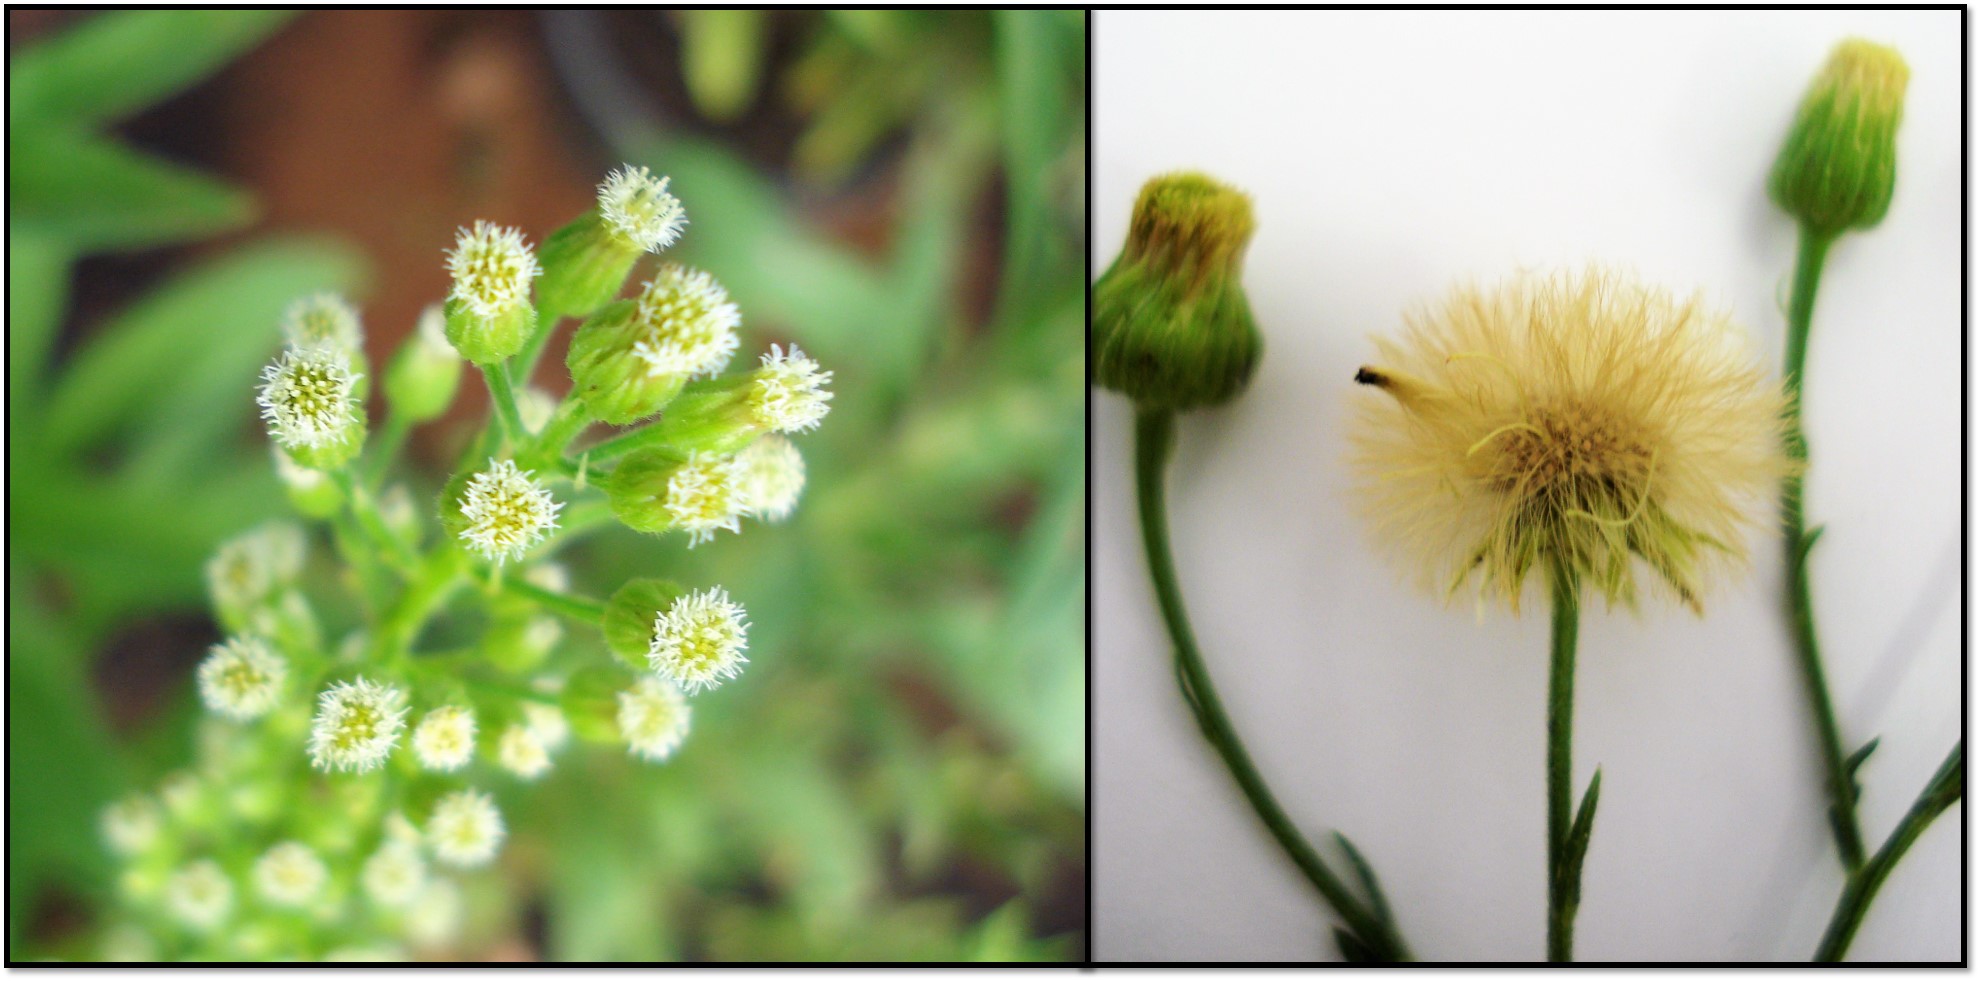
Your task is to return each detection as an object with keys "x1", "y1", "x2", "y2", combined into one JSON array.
[
  {"x1": 1093, "y1": 172, "x2": 1263, "y2": 411},
  {"x1": 1769, "y1": 39, "x2": 1909, "y2": 237}
]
